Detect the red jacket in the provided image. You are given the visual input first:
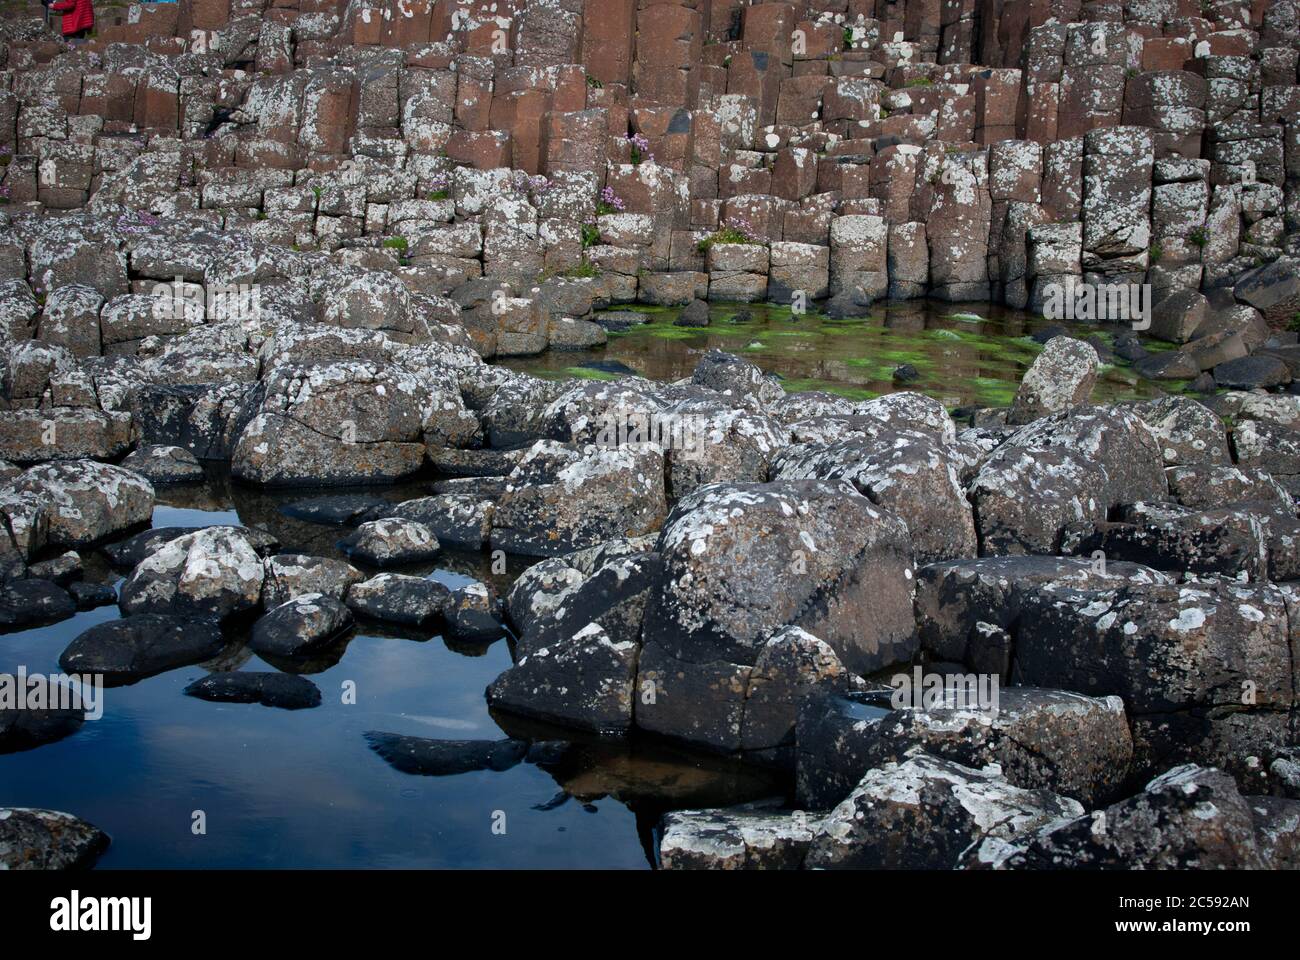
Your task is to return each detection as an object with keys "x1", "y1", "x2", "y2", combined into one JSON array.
[{"x1": 50, "y1": 0, "x2": 94, "y2": 36}]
